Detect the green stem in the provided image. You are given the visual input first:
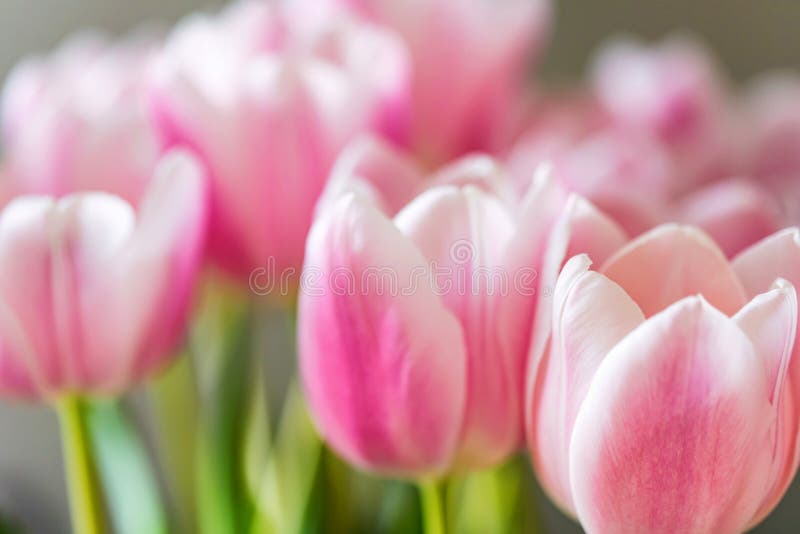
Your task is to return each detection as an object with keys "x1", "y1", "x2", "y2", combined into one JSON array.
[
  {"x1": 418, "y1": 479, "x2": 446, "y2": 534},
  {"x1": 56, "y1": 396, "x2": 103, "y2": 534},
  {"x1": 149, "y1": 355, "x2": 198, "y2": 532}
]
